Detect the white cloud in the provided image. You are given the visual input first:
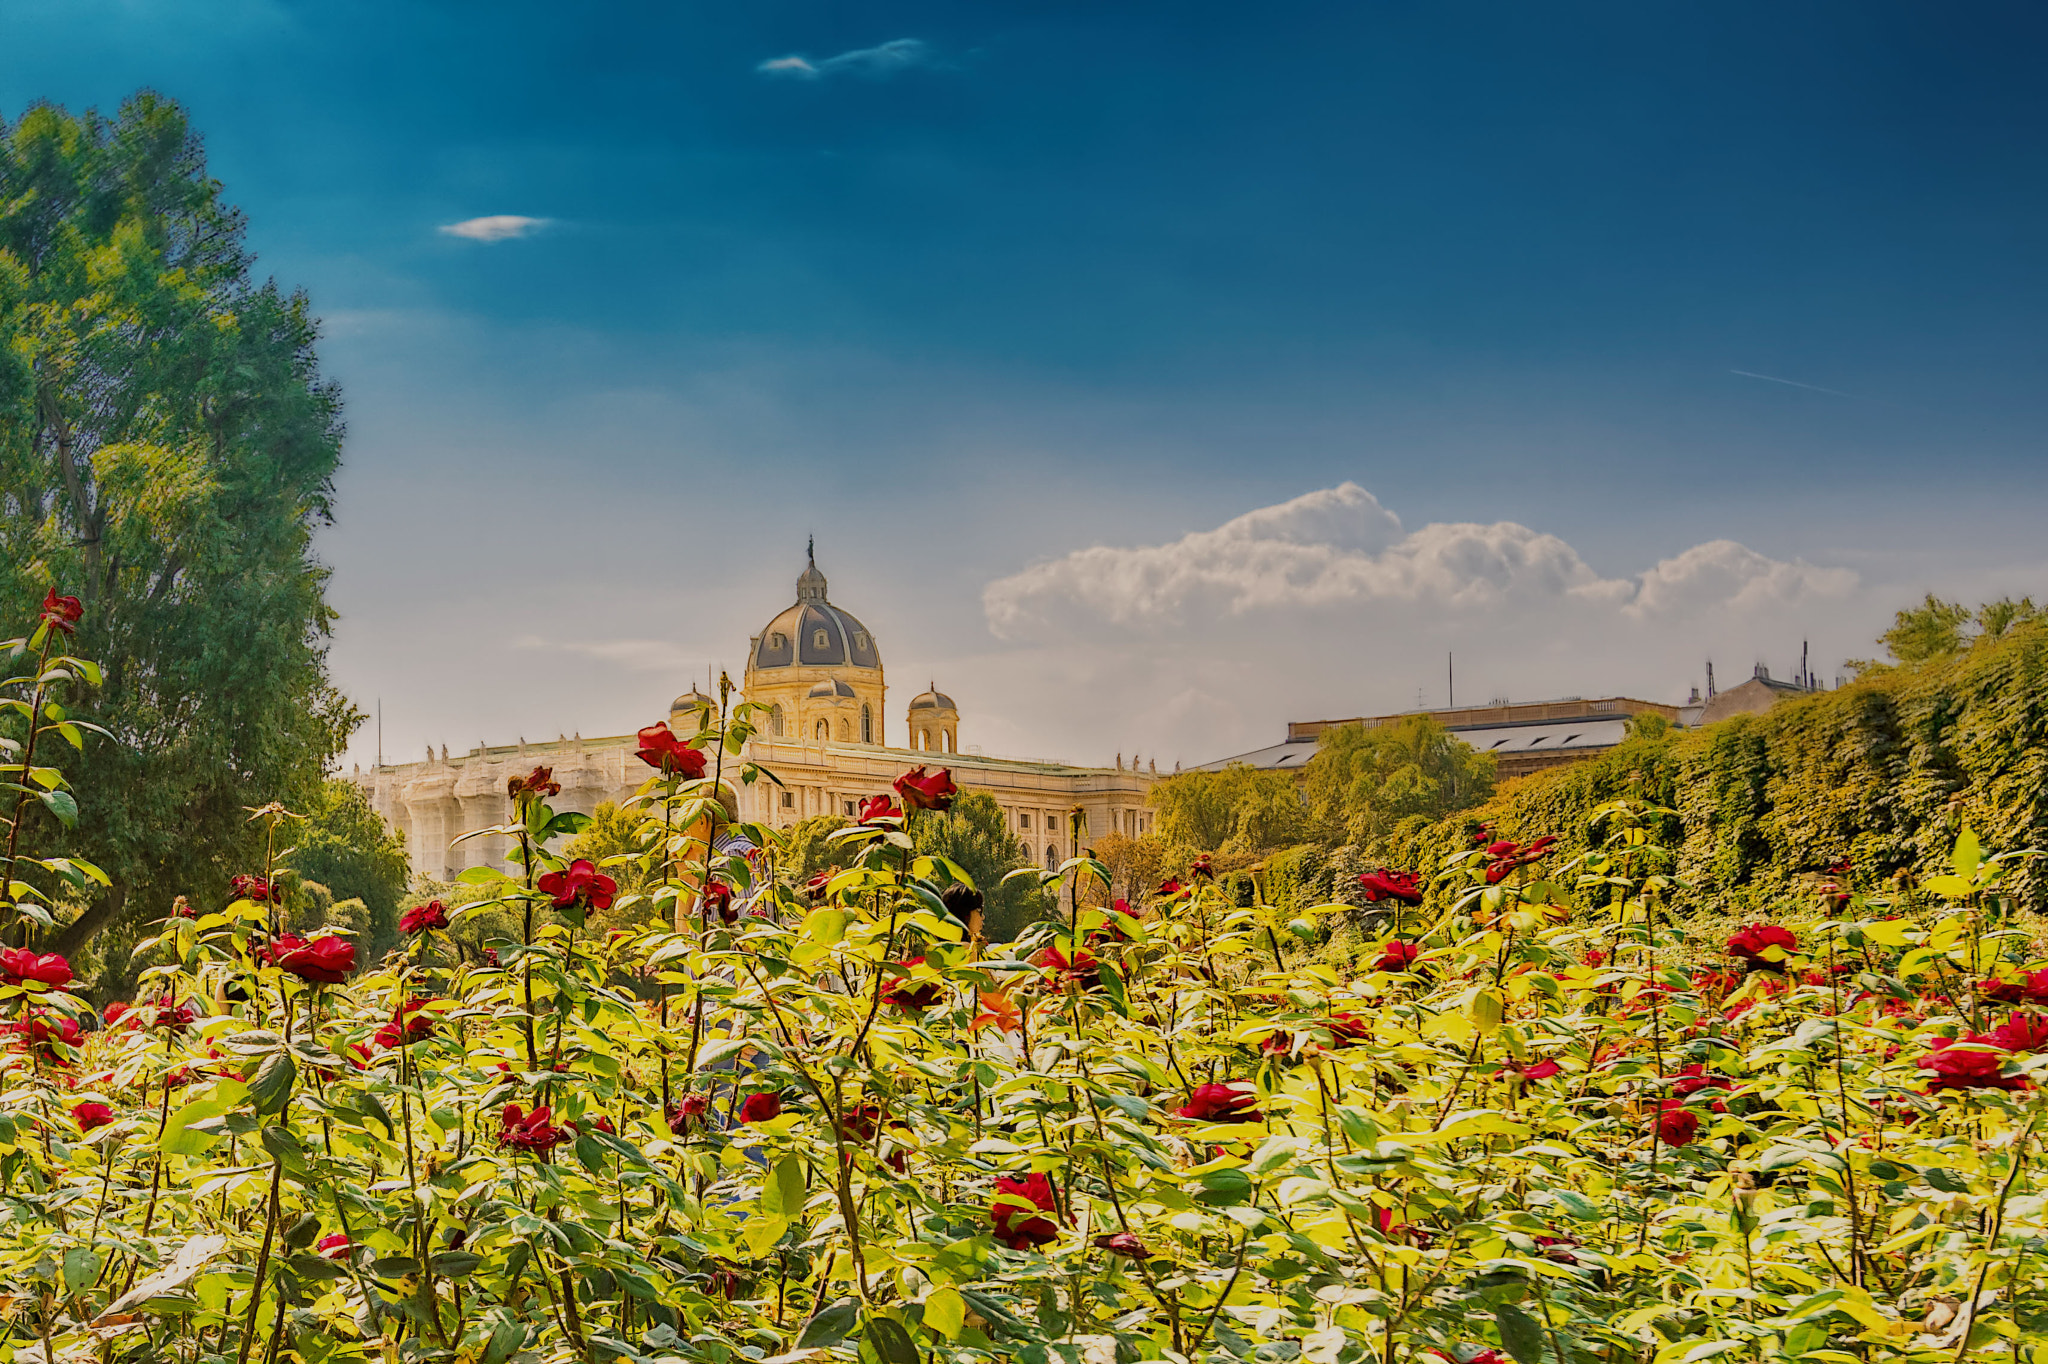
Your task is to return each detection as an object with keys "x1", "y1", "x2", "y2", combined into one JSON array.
[
  {"x1": 756, "y1": 38, "x2": 932, "y2": 80},
  {"x1": 971, "y1": 483, "x2": 1872, "y2": 767},
  {"x1": 513, "y1": 635, "x2": 720, "y2": 678},
  {"x1": 438, "y1": 215, "x2": 550, "y2": 243}
]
